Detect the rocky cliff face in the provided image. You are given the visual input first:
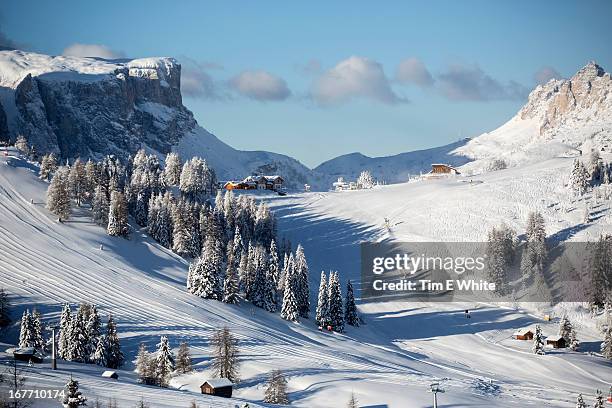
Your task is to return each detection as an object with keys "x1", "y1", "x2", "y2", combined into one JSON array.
[
  {"x1": 0, "y1": 51, "x2": 196, "y2": 159},
  {"x1": 520, "y1": 61, "x2": 612, "y2": 137}
]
